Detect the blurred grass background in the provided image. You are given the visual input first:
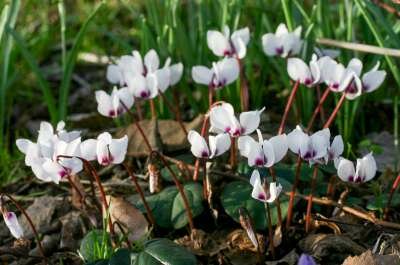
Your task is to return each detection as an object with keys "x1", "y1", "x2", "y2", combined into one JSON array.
[{"x1": 1, "y1": 0, "x2": 399, "y2": 184}]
